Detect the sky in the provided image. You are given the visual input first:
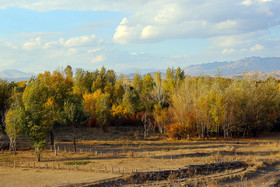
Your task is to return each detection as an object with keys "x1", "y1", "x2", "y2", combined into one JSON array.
[{"x1": 0, "y1": 0, "x2": 279, "y2": 73}]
